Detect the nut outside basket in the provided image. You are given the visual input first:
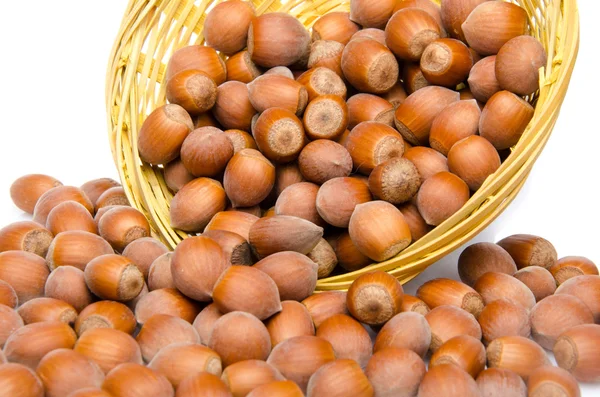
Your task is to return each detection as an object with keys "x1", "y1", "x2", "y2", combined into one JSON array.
[{"x1": 106, "y1": 0, "x2": 580, "y2": 291}]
